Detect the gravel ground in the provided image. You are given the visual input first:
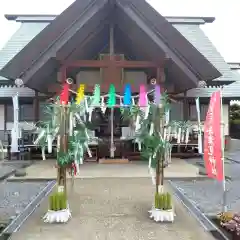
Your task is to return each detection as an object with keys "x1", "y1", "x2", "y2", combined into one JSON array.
[
  {"x1": 11, "y1": 178, "x2": 215, "y2": 240},
  {"x1": 0, "y1": 161, "x2": 32, "y2": 180},
  {"x1": 172, "y1": 158, "x2": 240, "y2": 215},
  {"x1": 0, "y1": 166, "x2": 16, "y2": 179},
  {"x1": 0, "y1": 181, "x2": 50, "y2": 223}
]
